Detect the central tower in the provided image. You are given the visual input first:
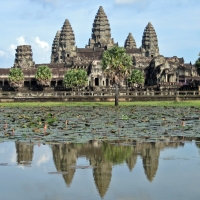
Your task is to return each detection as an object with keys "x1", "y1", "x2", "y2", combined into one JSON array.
[{"x1": 86, "y1": 6, "x2": 115, "y2": 49}]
